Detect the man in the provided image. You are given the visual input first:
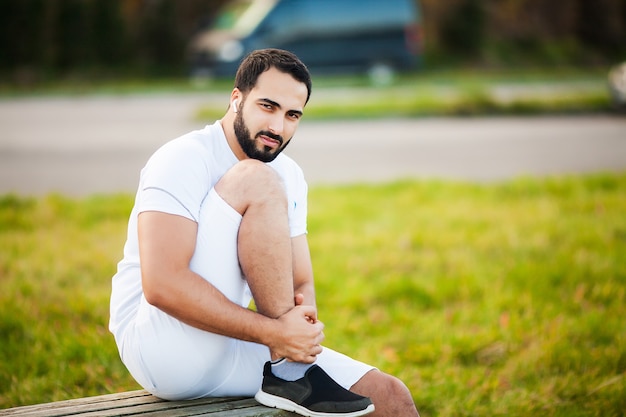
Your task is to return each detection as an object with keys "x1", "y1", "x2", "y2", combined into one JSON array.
[{"x1": 109, "y1": 49, "x2": 419, "y2": 417}]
